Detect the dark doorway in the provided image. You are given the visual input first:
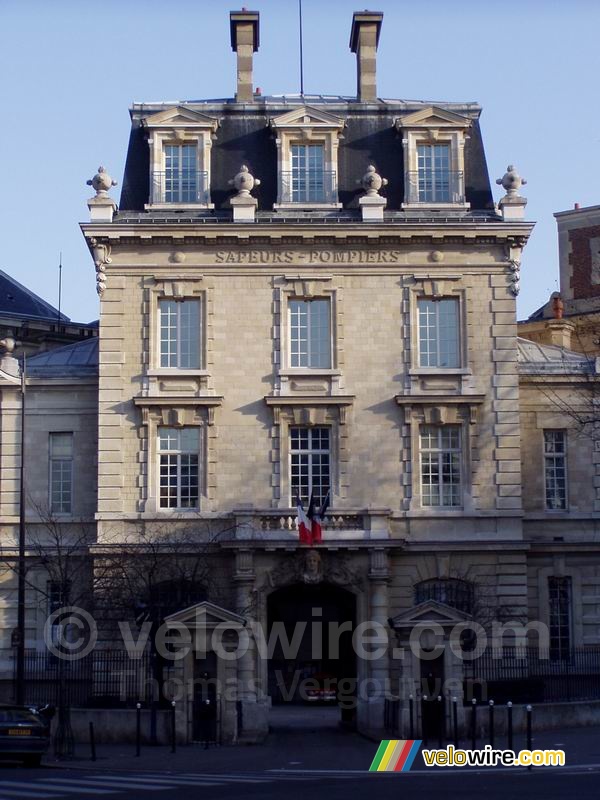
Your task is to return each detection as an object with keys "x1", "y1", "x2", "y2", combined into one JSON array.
[
  {"x1": 420, "y1": 650, "x2": 445, "y2": 739},
  {"x1": 192, "y1": 651, "x2": 218, "y2": 743},
  {"x1": 267, "y1": 583, "x2": 356, "y2": 712}
]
